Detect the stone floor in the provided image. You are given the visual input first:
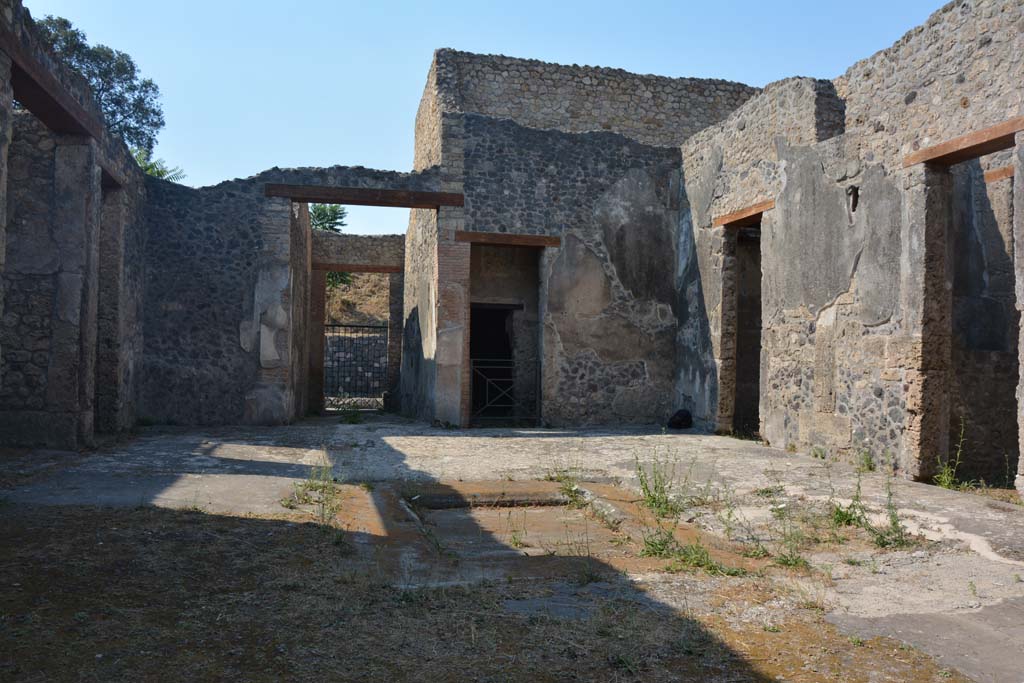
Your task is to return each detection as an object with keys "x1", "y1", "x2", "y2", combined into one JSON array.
[{"x1": 3, "y1": 413, "x2": 1024, "y2": 682}]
